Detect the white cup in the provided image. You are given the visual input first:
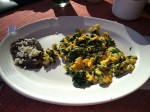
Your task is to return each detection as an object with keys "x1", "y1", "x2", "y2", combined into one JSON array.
[{"x1": 112, "y1": 0, "x2": 147, "y2": 20}]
